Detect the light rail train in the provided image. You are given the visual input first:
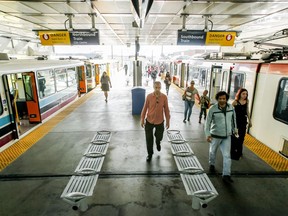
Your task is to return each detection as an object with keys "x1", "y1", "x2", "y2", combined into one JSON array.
[
  {"x1": 0, "y1": 59, "x2": 85, "y2": 148},
  {"x1": 171, "y1": 59, "x2": 288, "y2": 158}
]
